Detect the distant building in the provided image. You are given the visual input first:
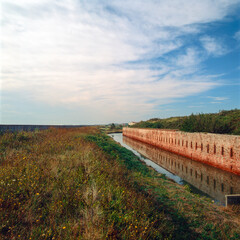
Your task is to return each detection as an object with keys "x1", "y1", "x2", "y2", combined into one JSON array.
[{"x1": 128, "y1": 122, "x2": 137, "y2": 126}]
